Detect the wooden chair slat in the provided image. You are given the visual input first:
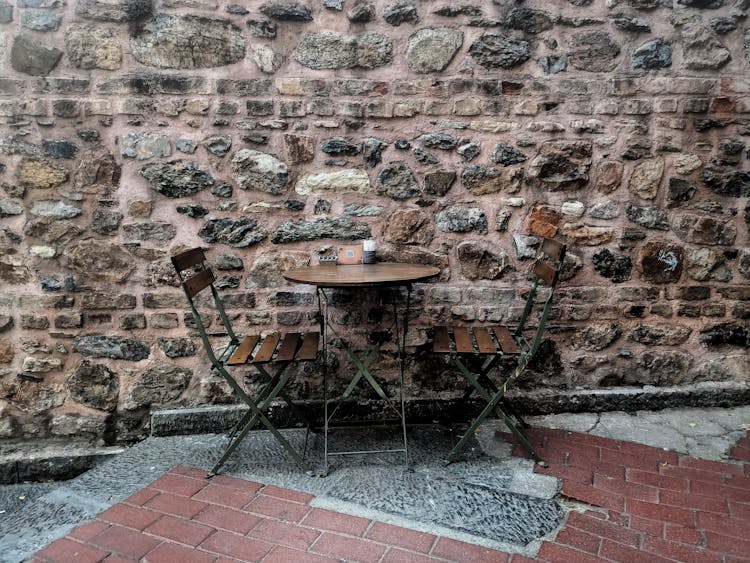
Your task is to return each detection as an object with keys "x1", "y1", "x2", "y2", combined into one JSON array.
[
  {"x1": 473, "y1": 327, "x2": 498, "y2": 354},
  {"x1": 533, "y1": 260, "x2": 557, "y2": 287},
  {"x1": 541, "y1": 238, "x2": 565, "y2": 262},
  {"x1": 183, "y1": 269, "x2": 215, "y2": 298},
  {"x1": 493, "y1": 326, "x2": 520, "y2": 354},
  {"x1": 297, "y1": 332, "x2": 320, "y2": 361},
  {"x1": 433, "y1": 326, "x2": 450, "y2": 353},
  {"x1": 252, "y1": 333, "x2": 281, "y2": 364},
  {"x1": 172, "y1": 248, "x2": 206, "y2": 271},
  {"x1": 275, "y1": 332, "x2": 301, "y2": 362},
  {"x1": 227, "y1": 334, "x2": 260, "y2": 365},
  {"x1": 453, "y1": 327, "x2": 475, "y2": 354}
]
